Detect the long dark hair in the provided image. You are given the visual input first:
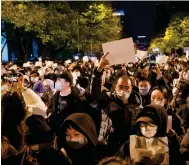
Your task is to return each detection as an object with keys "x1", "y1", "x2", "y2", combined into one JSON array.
[{"x1": 1, "y1": 90, "x2": 27, "y2": 150}]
